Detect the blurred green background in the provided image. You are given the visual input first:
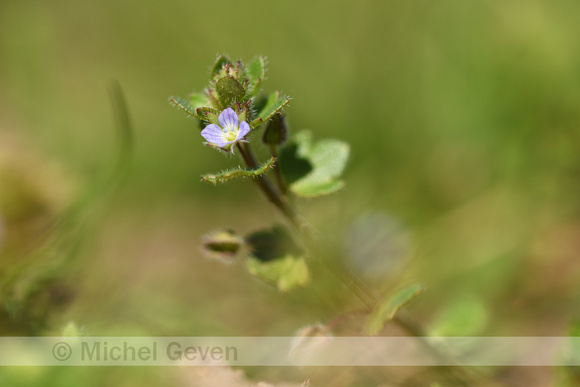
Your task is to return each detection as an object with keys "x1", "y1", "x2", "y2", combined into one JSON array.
[{"x1": 1, "y1": 0, "x2": 580, "y2": 385}]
